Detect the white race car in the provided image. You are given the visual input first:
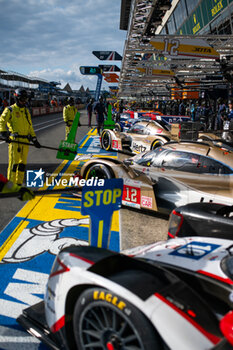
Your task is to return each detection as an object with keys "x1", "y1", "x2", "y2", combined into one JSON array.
[{"x1": 17, "y1": 236, "x2": 233, "y2": 349}]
